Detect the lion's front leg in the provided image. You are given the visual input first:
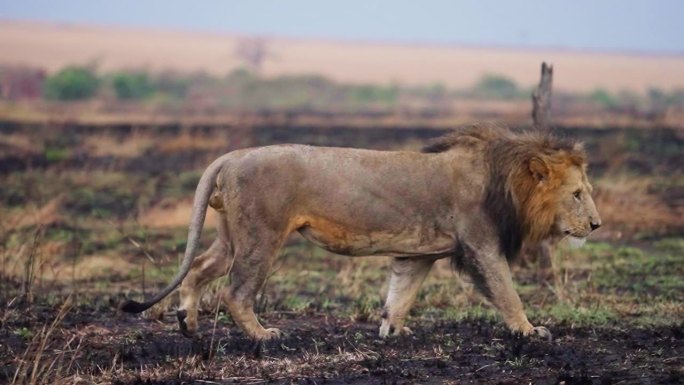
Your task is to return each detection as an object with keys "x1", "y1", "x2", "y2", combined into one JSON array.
[
  {"x1": 379, "y1": 257, "x2": 435, "y2": 338},
  {"x1": 465, "y1": 250, "x2": 552, "y2": 341}
]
